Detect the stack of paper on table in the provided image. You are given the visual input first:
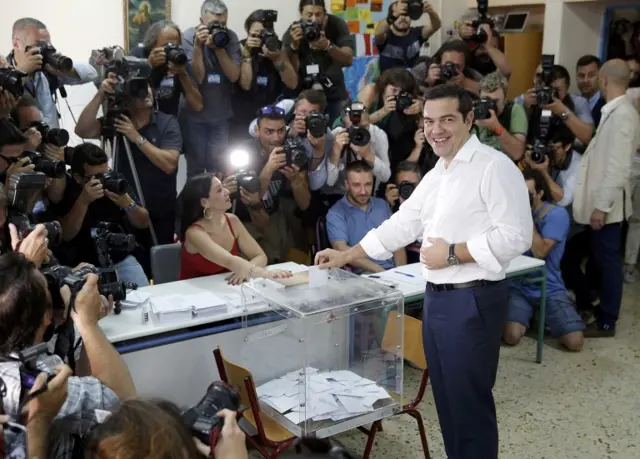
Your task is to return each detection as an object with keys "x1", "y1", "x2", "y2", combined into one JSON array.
[
  {"x1": 256, "y1": 368, "x2": 392, "y2": 424},
  {"x1": 120, "y1": 290, "x2": 152, "y2": 309},
  {"x1": 150, "y1": 292, "x2": 228, "y2": 323}
]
